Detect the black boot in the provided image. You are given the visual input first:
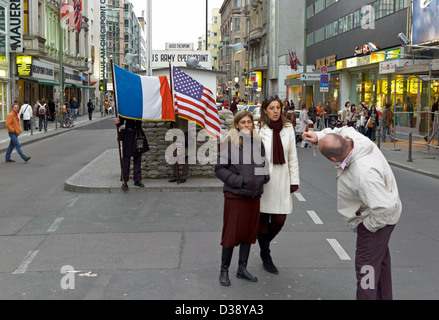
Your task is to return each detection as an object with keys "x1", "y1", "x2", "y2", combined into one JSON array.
[
  {"x1": 236, "y1": 243, "x2": 258, "y2": 282},
  {"x1": 219, "y1": 247, "x2": 233, "y2": 286},
  {"x1": 258, "y1": 233, "x2": 279, "y2": 274}
]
